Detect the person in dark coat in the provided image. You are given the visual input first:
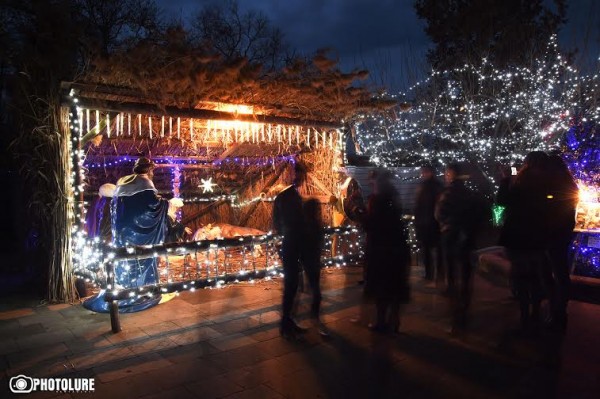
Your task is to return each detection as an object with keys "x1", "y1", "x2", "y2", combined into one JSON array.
[
  {"x1": 364, "y1": 170, "x2": 411, "y2": 333},
  {"x1": 435, "y1": 163, "x2": 477, "y2": 332},
  {"x1": 545, "y1": 154, "x2": 578, "y2": 331},
  {"x1": 414, "y1": 164, "x2": 444, "y2": 282},
  {"x1": 273, "y1": 161, "x2": 308, "y2": 339},
  {"x1": 301, "y1": 198, "x2": 328, "y2": 336},
  {"x1": 498, "y1": 151, "x2": 550, "y2": 332}
]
